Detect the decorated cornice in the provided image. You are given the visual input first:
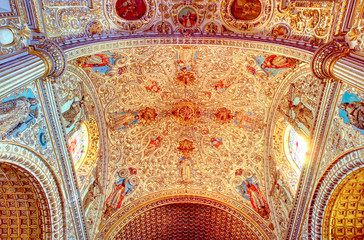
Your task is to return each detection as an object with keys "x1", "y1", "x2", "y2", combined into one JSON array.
[
  {"x1": 96, "y1": 189, "x2": 276, "y2": 240},
  {"x1": 37, "y1": 80, "x2": 89, "y2": 240},
  {"x1": 61, "y1": 35, "x2": 317, "y2": 63}
]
